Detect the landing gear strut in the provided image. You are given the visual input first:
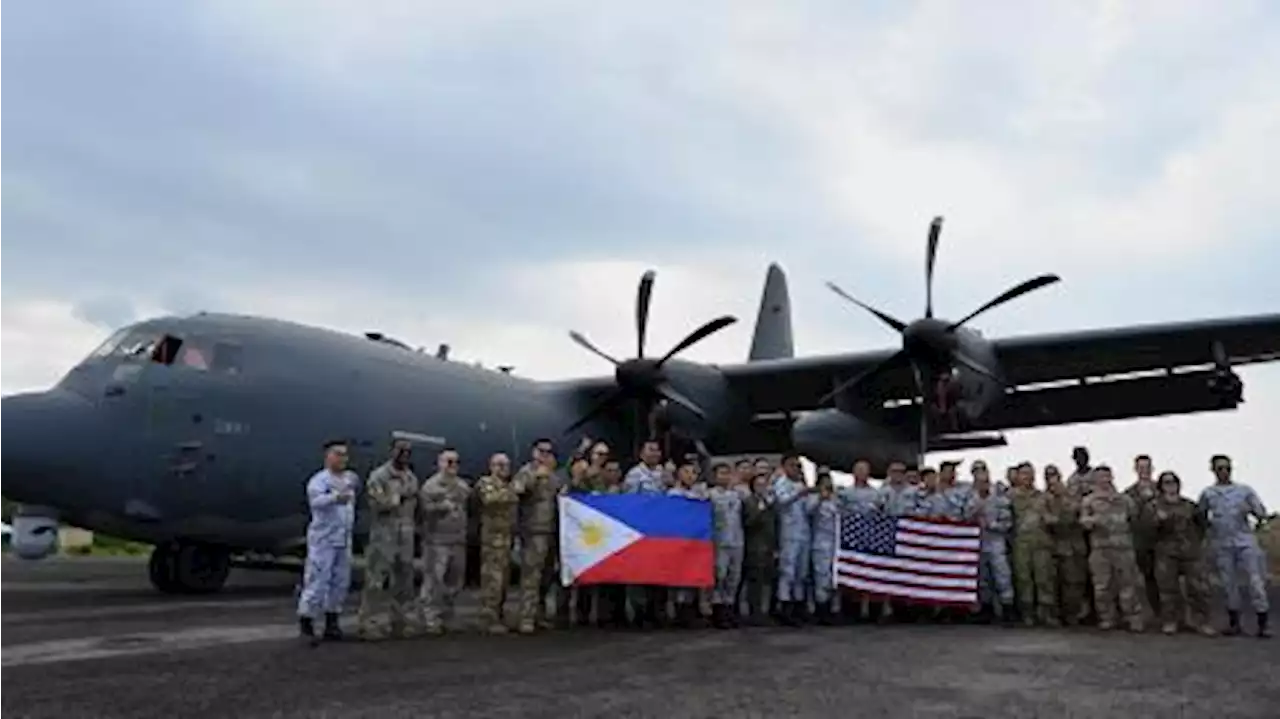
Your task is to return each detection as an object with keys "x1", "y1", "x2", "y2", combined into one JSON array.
[{"x1": 148, "y1": 542, "x2": 231, "y2": 594}]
